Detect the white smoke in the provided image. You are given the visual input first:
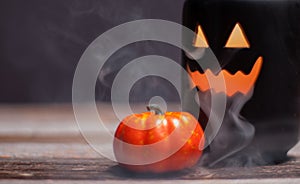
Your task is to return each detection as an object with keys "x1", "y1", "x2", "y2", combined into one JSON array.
[{"x1": 198, "y1": 90, "x2": 256, "y2": 167}]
